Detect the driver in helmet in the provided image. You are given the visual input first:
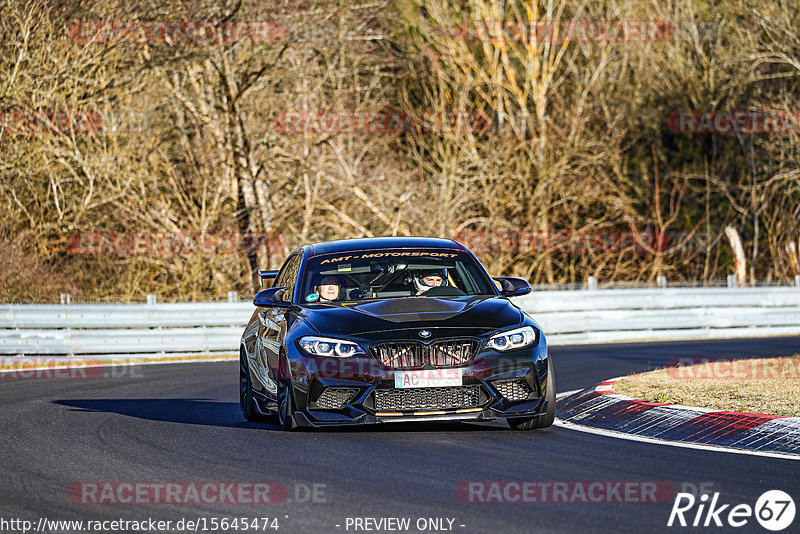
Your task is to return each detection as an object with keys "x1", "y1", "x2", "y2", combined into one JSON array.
[{"x1": 414, "y1": 268, "x2": 447, "y2": 295}]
